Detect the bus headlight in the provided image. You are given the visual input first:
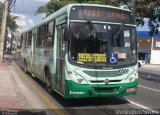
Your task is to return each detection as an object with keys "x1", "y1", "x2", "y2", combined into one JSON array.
[
  {"x1": 125, "y1": 70, "x2": 138, "y2": 83},
  {"x1": 69, "y1": 73, "x2": 88, "y2": 84},
  {"x1": 125, "y1": 76, "x2": 136, "y2": 83},
  {"x1": 72, "y1": 74, "x2": 77, "y2": 79}
]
